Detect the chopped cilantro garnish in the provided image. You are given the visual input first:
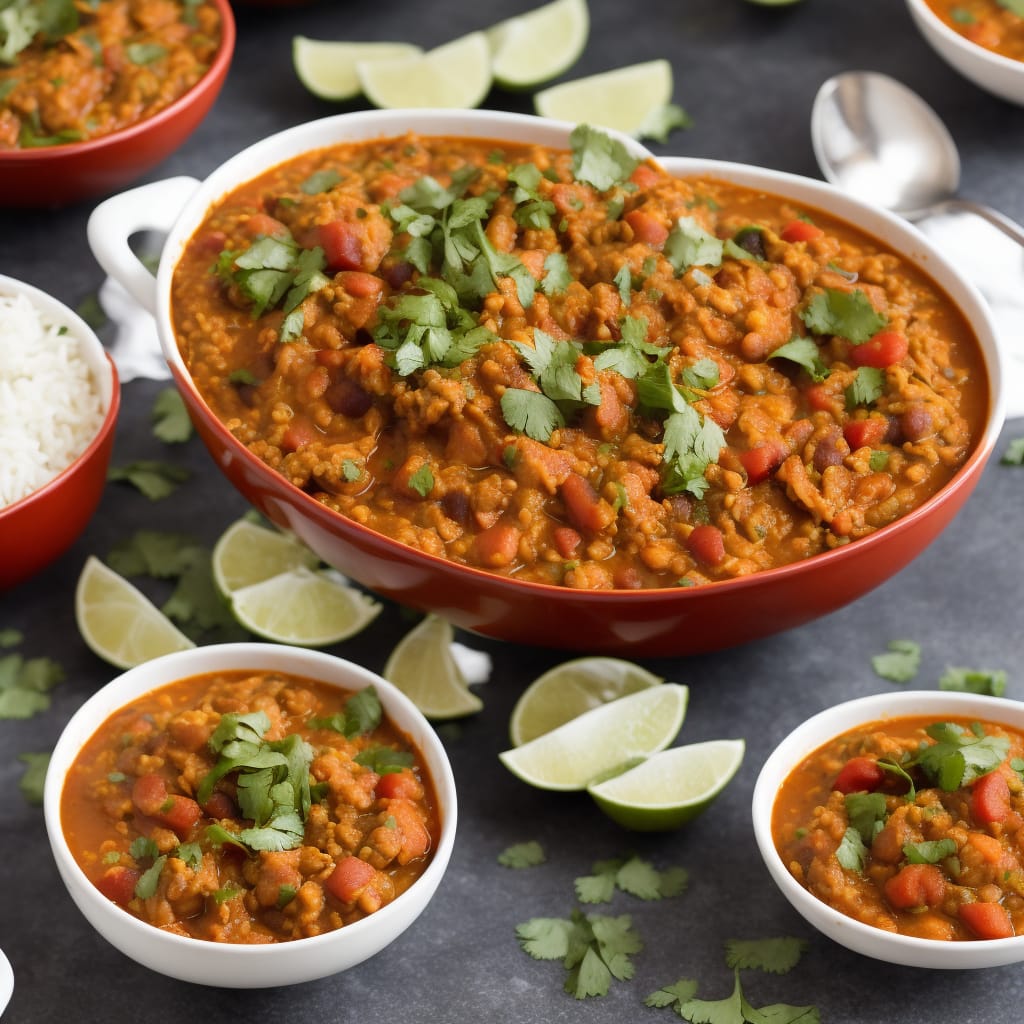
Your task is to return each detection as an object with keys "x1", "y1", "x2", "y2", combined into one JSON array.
[
  {"x1": 903, "y1": 838, "x2": 956, "y2": 864},
  {"x1": 407, "y1": 464, "x2": 434, "y2": 498},
  {"x1": 800, "y1": 288, "x2": 887, "y2": 344},
  {"x1": 277, "y1": 884, "x2": 298, "y2": 908},
  {"x1": 724, "y1": 937, "x2": 808, "y2": 975},
  {"x1": 575, "y1": 855, "x2": 688, "y2": 903},
  {"x1": 836, "y1": 825, "x2": 868, "y2": 872},
  {"x1": 498, "y1": 840, "x2": 546, "y2": 869},
  {"x1": 135, "y1": 855, "x2": 167, "y2": 899},
  {"x1": 1001, "y1": 437, "x2": 1024, "y2": 465},
  {"x1": 665, "y1": 216, "x2": 725, "y2": 273},
  {"x1": 107, "y1": 460, "x2": 190, "y2": 500},
  {"x1": 938, "y1": 666, "x2": 1007, "y2": 697},
  {"x1": 300, "y1": 169, "x2": 342, "y2": 194},
  {"x1": 176, "y1": 841, "x2": 203, "y2": 872},
  {"x1": 126, "y1": 43, "x2": 167, "y2": 65},
  {"x1": 500, "y1": 388, "x2": 565, "y2": 443},
  {"x1": 871, "y1": 639, "x2": 921, "y2": 683},
  {"x1": 540, "y1": 252, "x2": 572, "y2": 294},
  {"x1": 1, "y1": 0, "x2": 79, "y2": 63},
  {"x1": 353, "y1": 745, "x2": 415, "y2": 775},
  {"x1": 844, "y1": 791, "x2": 887, "y2": 843},
  {"x1": 845, "y1": 366, "x2": 885, "y2": 409},
  {"x1": 18, "y1": 751, "x2": 49, "y2": 805},
  {"x1": 636, "y1": 102, "x2": 693, "y2": 143},
  {"x1": 516, "y1": 909, "x2": 642, "y2": 999},
  {"x1": 768, "y1": 337, "x2": 829, "y2": 382},
  {"x1": 569, "y1": 124, "x2": 638, "y2": 192},
  {"x1": 914, "y1": 722, "x2": 1009, "y2": 790},
  {"x1": 151, "y1": 388, "x2": 193, "y2": 444}
]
